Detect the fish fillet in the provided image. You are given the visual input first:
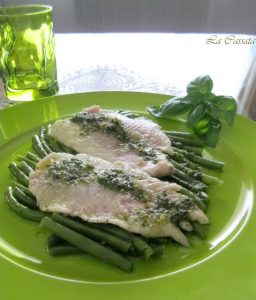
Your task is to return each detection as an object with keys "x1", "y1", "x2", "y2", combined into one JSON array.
[
  {"x1": 49, "y1": 106, "x2": 173, "y2": 177},
  {"x1": 29, "y1": 153, "x2": 208, "y2": 246}
]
